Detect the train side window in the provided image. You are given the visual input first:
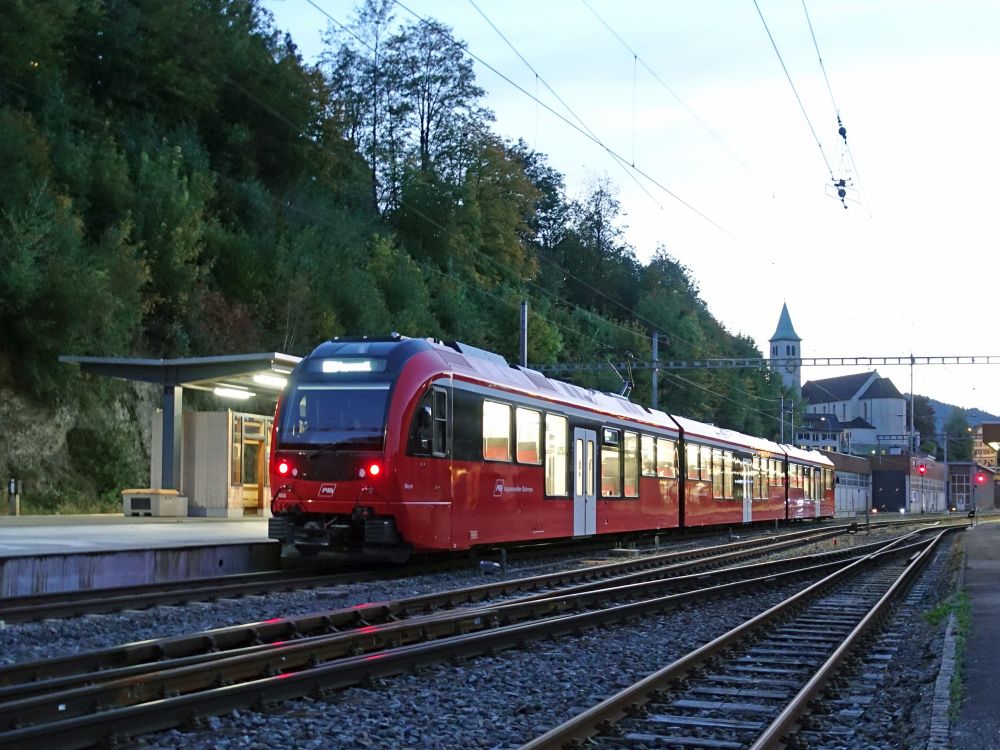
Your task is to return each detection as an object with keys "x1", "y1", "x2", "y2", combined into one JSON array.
[
  {"x1": 544, "y1": 414, "x2": 568, "y2": 496},
  {"x1": 410, "y1": 389, "x2": 434, "y2": 456},
  {"x1": 623, "y1": 431, "x2": 639, "y2": 497},
  {"x1": 482, "y1": 400, "x2": 511, "y2": 461},
  {"x1": 432, "y1": 389, "x2": 448, "y2": 455},
  {"x1": 686, "y1": 443, "x2": 700, "y2": 480},
  {"x1": 641, "y1": 435, "x2": 656, "y2": 476},
  {"x1": 804, "y1": 467, "x2": 813, "y2": 498},
  {"x1": 712, "y1": 449, "x2": 724, "y2": 497},
  {"x1": 515, "y1": 407, "x2": 542, "y2": 465},
  {"x1": 656, "y1": 438, "x2": 676, "y2": 478},
  {"x1": 601, "y1": 428, "x2": 622, "y2": 497},
  {"x1": 723, "y1": 451, "x2": 734, "y2": 499},
  {"x1": 409, "y1": 388, "x2": 448, "y2": 456}
]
